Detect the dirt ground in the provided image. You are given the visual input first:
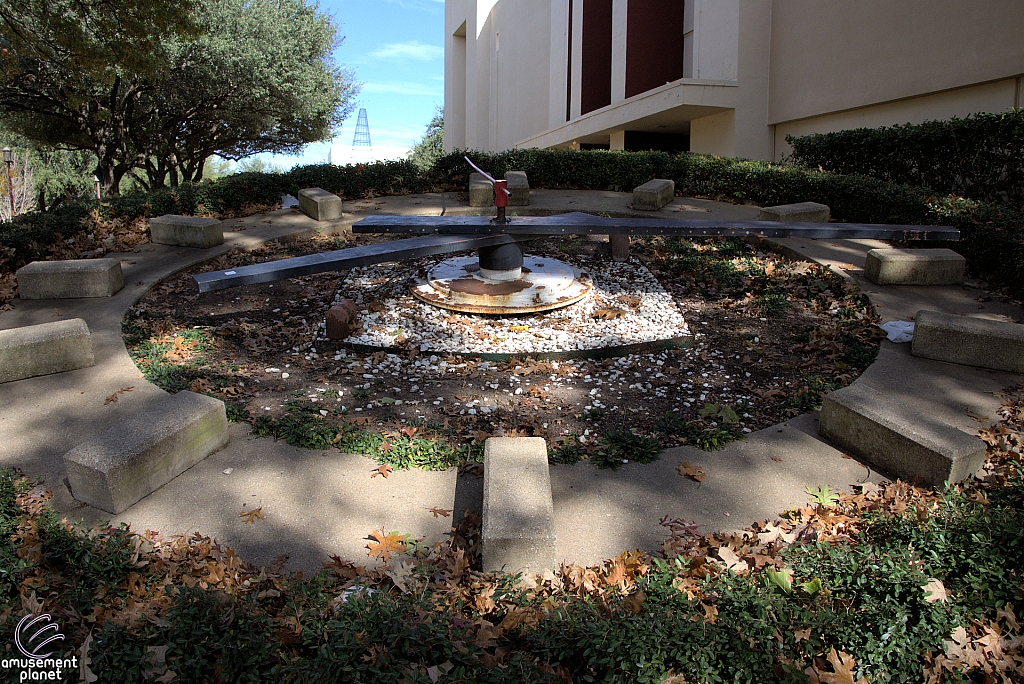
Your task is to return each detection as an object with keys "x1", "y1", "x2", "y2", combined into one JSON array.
[{"x1": 123, "y1": 230, "x2": 884, "y2": 467}]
